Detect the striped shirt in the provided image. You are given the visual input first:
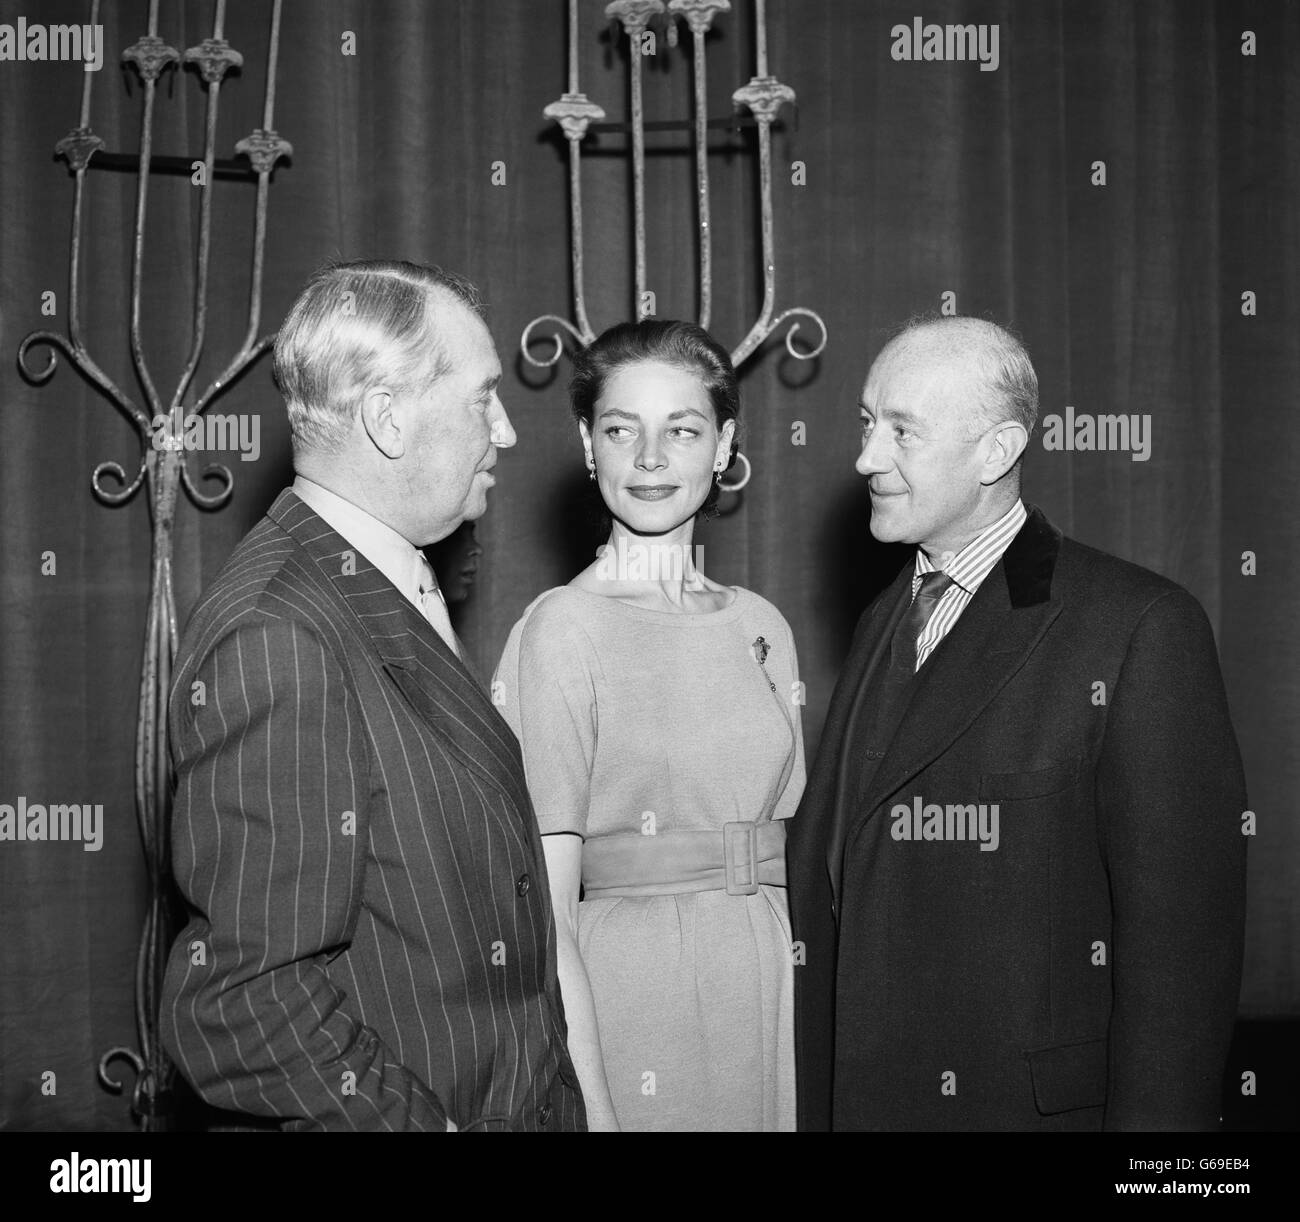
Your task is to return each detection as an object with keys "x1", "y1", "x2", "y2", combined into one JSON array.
[{"x1": 911, "y1": 499, "x2": 1027, "y2": 670}]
